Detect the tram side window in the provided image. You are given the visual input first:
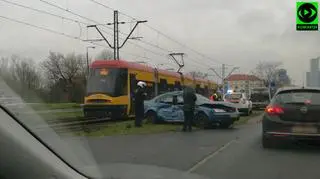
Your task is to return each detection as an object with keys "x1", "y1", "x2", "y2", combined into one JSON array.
[
  {"x1": 174, "y1": 81, "x2": 181, "y2": 91},
  {"x1": 196, "y1": 84, "x2": 201, "y2": 94},
  {"x1": 159, "y1": 79, "x2": 168, "y2": 94},
  {"x1": 204, "y1": 86, "x2": 209, "y2": 97},
  {"x1": 130, "y1": 74, "x2": 137, "y2": 97},
  {"x1": 116, "y1": 70, "x2": 128, "y2": 95},
  {"x1": 167, "y1": 84, "x2": 174, "y2": 92},
  {"x1": 145, "y1": 82, "x2": 155, "y2": 100}
]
